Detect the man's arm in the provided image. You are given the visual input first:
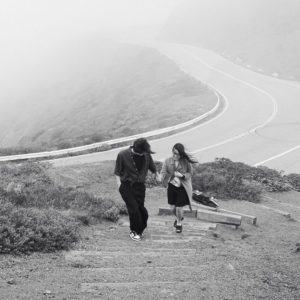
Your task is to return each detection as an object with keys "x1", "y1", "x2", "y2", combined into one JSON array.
[
  {"x1": 148, "y1": 154, "x2": 157, "y2": 174},
  {"x1": 115, "y1": 175, "x2": 121, "y2": 188},
  {"x1": 148, "y1": 155, "x2": 161, "y2": 182},
  {"x1": 159, "y1": 159, "x2": 168, "y2": 183},
  {"x1": 114, "y1": 153, "x2": 122, "y2": 188}
]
